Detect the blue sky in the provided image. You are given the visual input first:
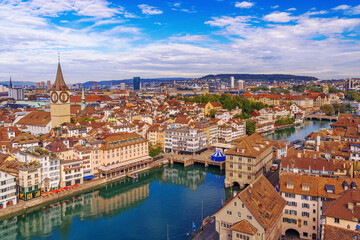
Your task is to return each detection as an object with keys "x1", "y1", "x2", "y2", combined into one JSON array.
[{"x1": 1, "y1": 0, "x2": 360, "y2": 83}]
